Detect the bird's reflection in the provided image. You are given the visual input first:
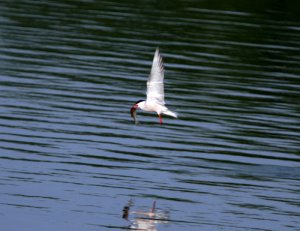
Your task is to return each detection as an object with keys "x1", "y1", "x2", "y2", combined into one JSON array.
[{"x1": 122, "y1": 200, "x2": 169, "y2": 231}]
